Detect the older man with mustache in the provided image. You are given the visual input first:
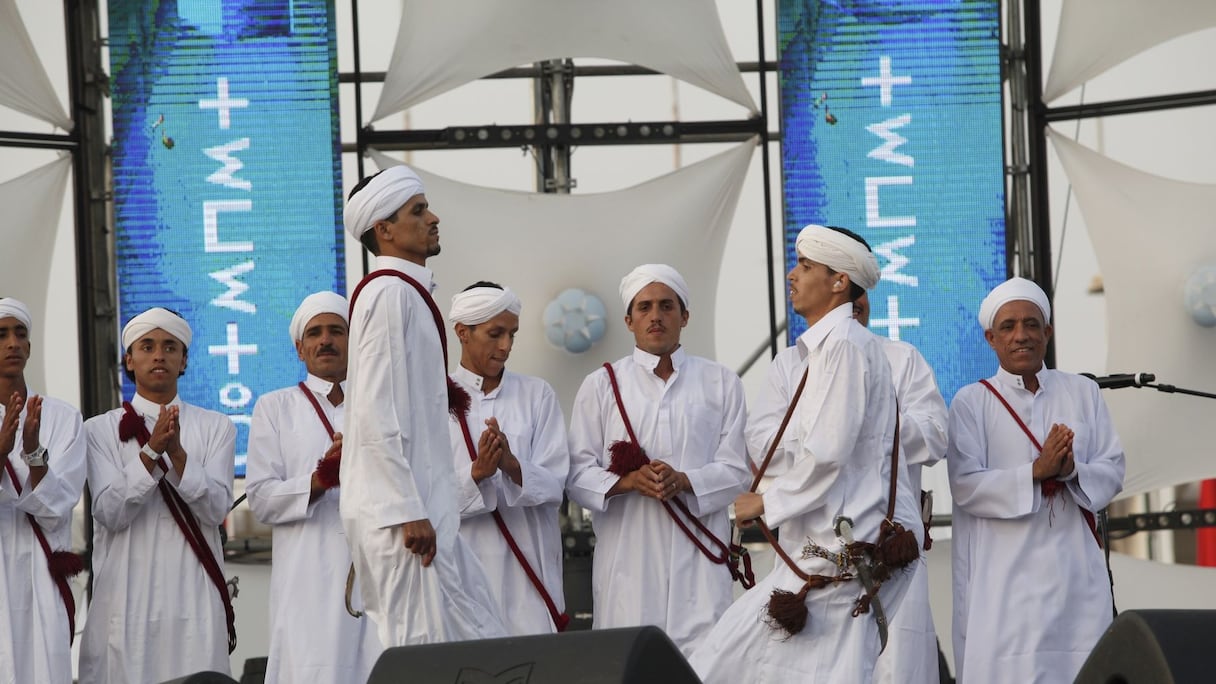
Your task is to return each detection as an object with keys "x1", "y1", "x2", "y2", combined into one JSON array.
[{"x1": 566, "y1": 263, "x2": 750, "y2": 656}]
